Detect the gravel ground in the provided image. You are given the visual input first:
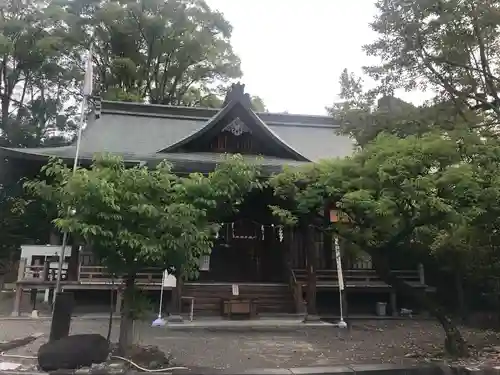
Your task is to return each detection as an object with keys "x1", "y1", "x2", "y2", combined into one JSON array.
[{"x1": 2, "y1": 319, "x2": 500, "y2": 371}]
